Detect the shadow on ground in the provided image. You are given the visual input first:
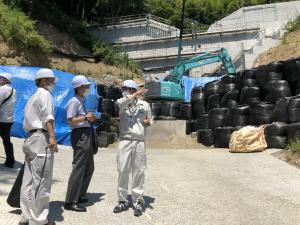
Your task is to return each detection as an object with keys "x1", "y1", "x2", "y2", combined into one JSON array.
[
  {"x1": 83, "y1": 192, "x2": 106, "y2": 207},
  {"x1": 49, "y1": 201, "x2": 65, "y2": 222},
  {"x1": 0, "y1": 160, "x2": 23, "y2": 171},
  {"x1": 0, "y1": 160, "x2": 23, "y2": 196},
  {"x1": 143, "y1": 196, "x2": 155, "y2": 211},
  {"x1": 49, "y1": 192, "x2": 106, "y2": 222},
  {"x1": 127, "y1": 195, "x2": 155, "y2": 212},
  {"x1": 9, "y1": 209, "x2": 22, "y2": 215}
]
